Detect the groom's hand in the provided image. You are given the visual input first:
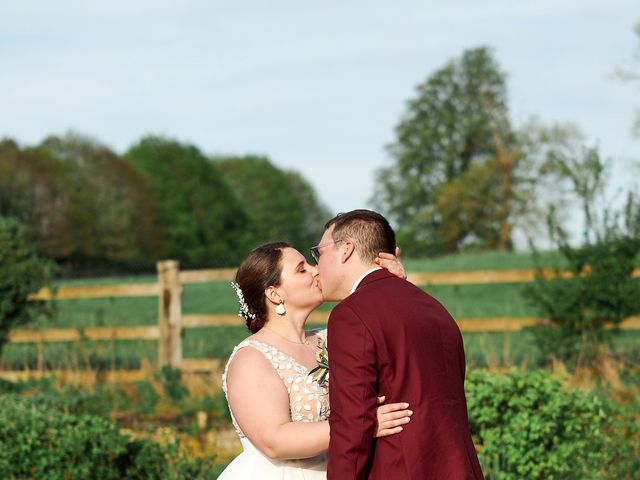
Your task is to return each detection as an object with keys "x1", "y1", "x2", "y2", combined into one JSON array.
[{"x1": 374, "y1": 395, "x2": 412, "y2": 438}]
